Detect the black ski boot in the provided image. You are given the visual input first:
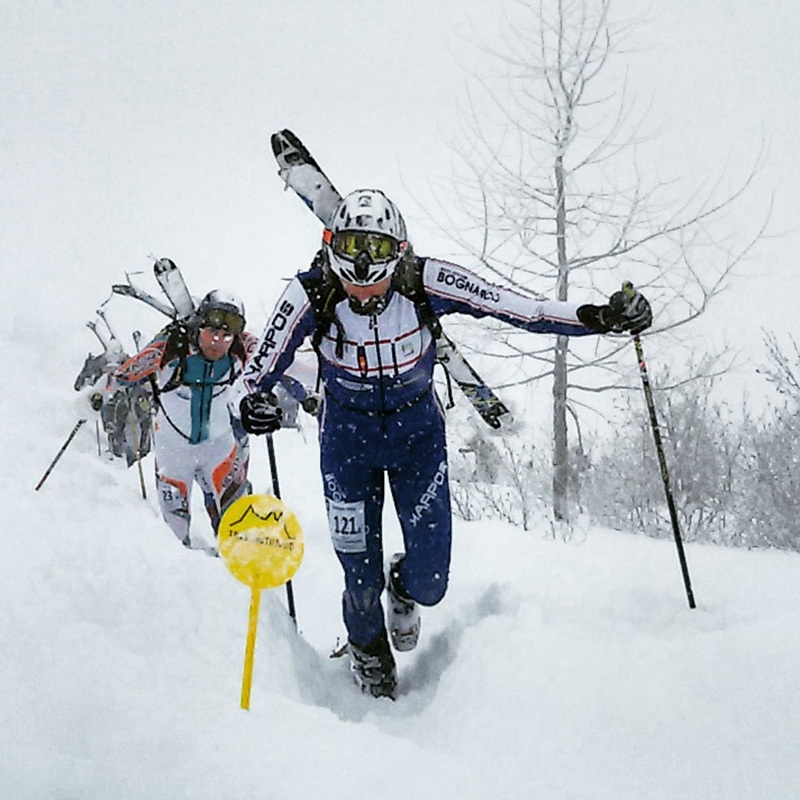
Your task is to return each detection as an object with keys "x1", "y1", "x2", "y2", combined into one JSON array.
[
  {"x1": 386, "y1": 553, "x2": 421, "y2": 652},
  {"x1": 349, "y1": 630, "x2": 398, "y2": 699}
]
